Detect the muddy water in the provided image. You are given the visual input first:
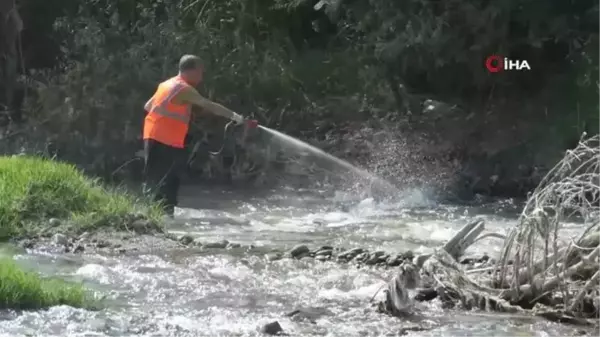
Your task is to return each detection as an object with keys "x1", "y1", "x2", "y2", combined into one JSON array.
[{"x1": 1, "y1": 188, "x2": 588, "y2": 337}]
